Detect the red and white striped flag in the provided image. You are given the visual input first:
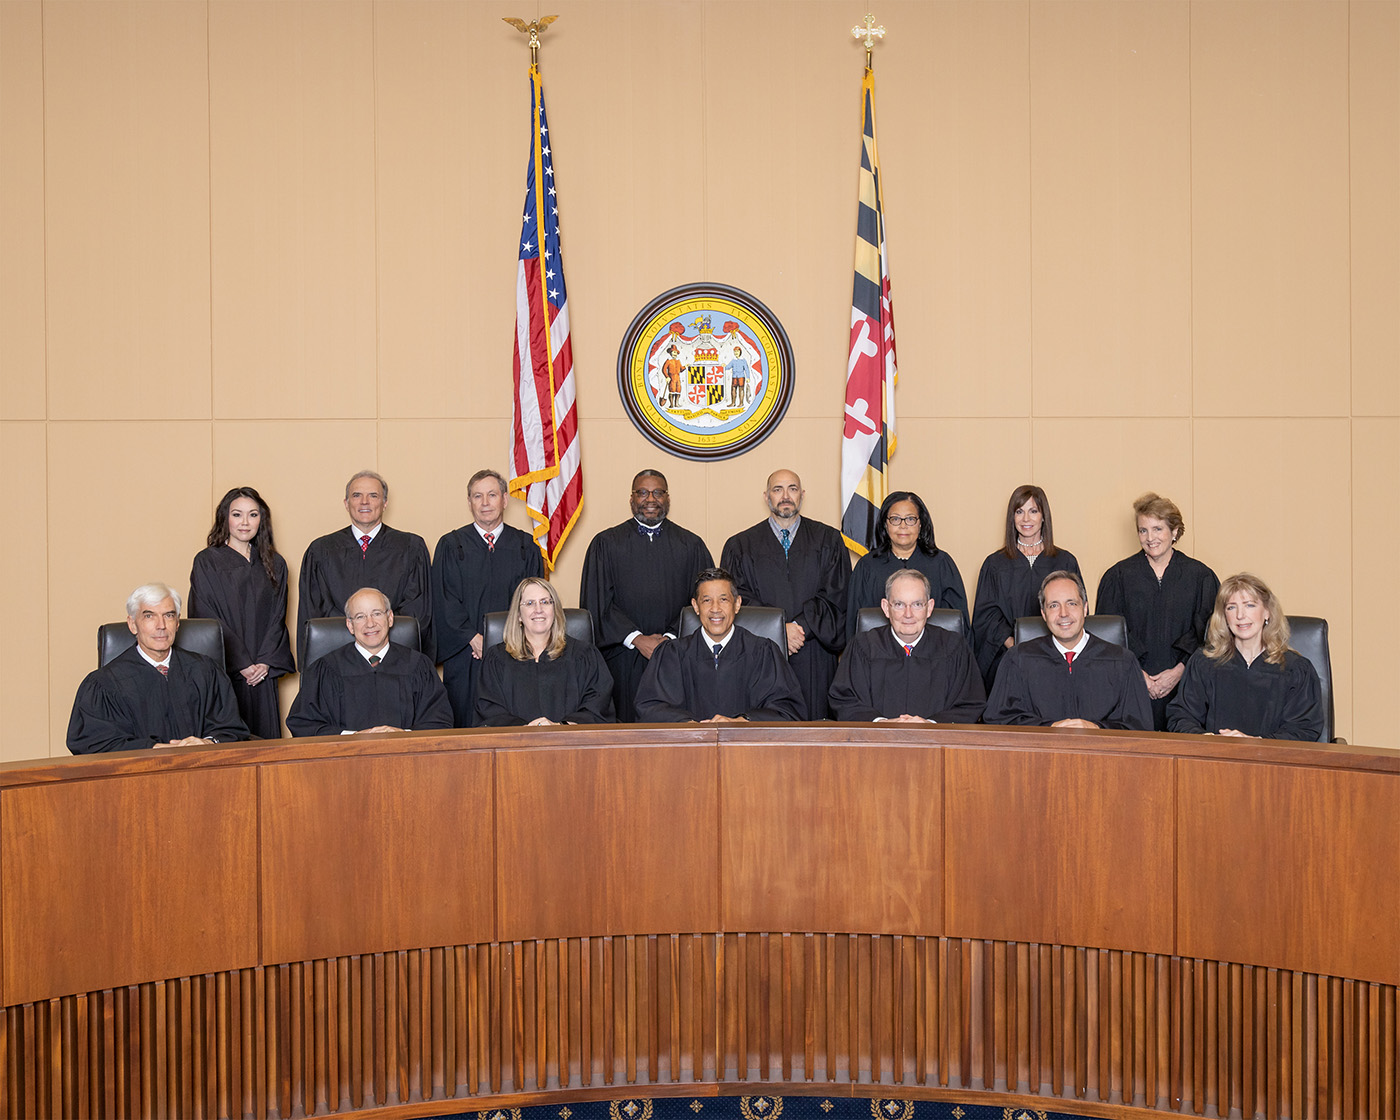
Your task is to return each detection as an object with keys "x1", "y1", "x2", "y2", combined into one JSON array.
[{"x1": 509, "y1": 64, "x2": 583, "y2": 570}]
